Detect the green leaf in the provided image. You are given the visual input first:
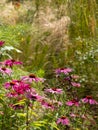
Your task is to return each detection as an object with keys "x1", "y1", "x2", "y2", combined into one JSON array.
[
  {"x1": 31, "y1": 111, "x2": 38, "y2": 117},
  {"x1": 13, "y1": 99, "x2": 26, "y2": 106},
  {"x1": 0, "y1": 98, "x2": 5, "y2": 104},
  {"x1": 17, "y1": 113, "x2": 26, "y2": 117},
  {"x1": 49, "y1": 122, "x2": 60, "y2": 130},
  {"x1": 31, "y1": 120, "x2": 48, "y2": 128}
]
